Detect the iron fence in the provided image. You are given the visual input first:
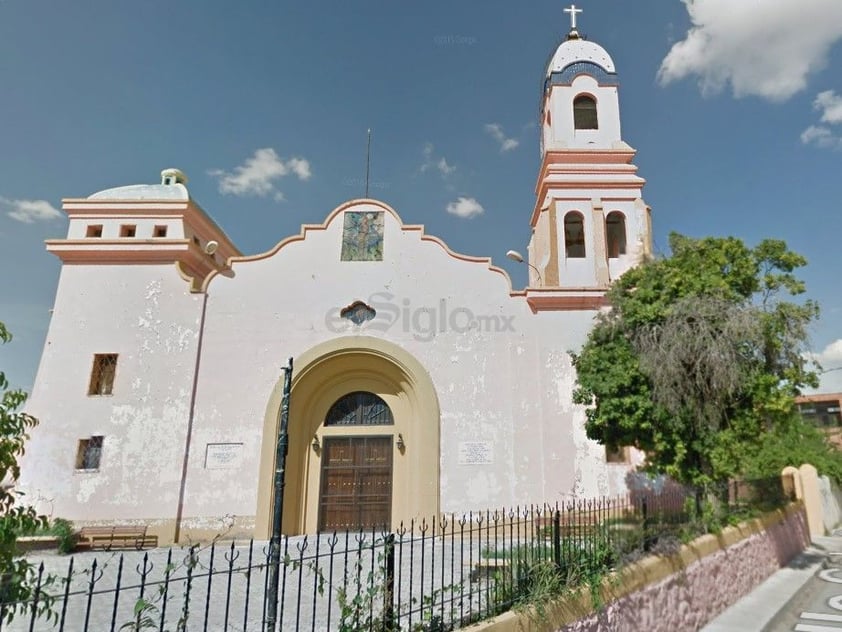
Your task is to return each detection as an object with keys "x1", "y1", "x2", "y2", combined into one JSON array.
[{"x1": 0, "y1": 479, "x2": 788, "y2": 632}]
